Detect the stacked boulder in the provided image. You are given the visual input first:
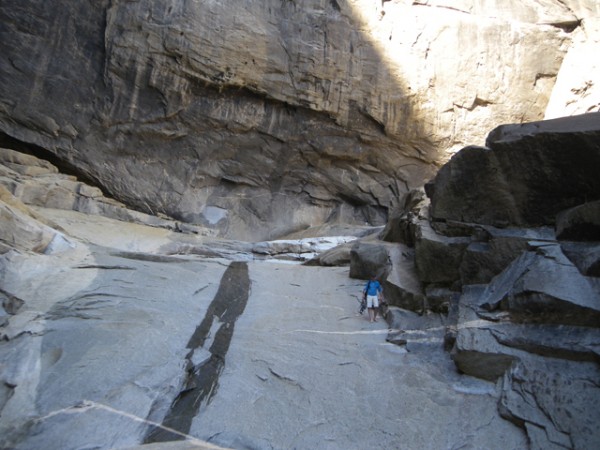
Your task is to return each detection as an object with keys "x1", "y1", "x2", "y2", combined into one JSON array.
[{"x1": 350, "y1": 112, "x2": 600, "y2": 449}]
